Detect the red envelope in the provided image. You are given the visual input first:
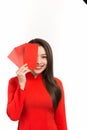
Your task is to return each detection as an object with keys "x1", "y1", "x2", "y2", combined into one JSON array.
[
  {"x1": 8, "y1": 43, "x2": 38, "y2": 69},
  {"x1": 24, "y1": 44, "x2": 38, "y2": 69}
]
